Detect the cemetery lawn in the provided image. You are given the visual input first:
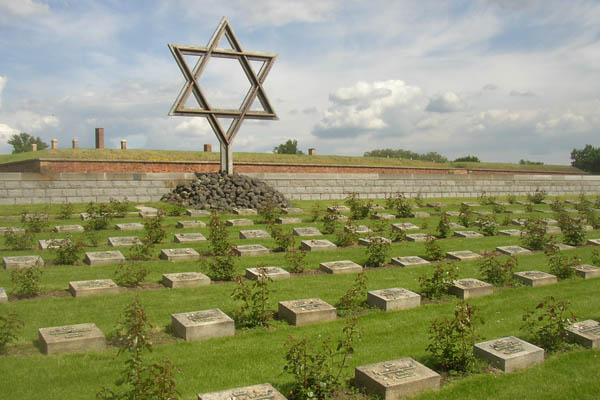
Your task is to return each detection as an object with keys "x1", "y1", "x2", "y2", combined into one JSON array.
[
  {"x1": 0, "y1": 196, "x2": 599, "y2": 399},
  {"x1": 0, "y1": 148, "x2": 582, "y2": 173}
]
